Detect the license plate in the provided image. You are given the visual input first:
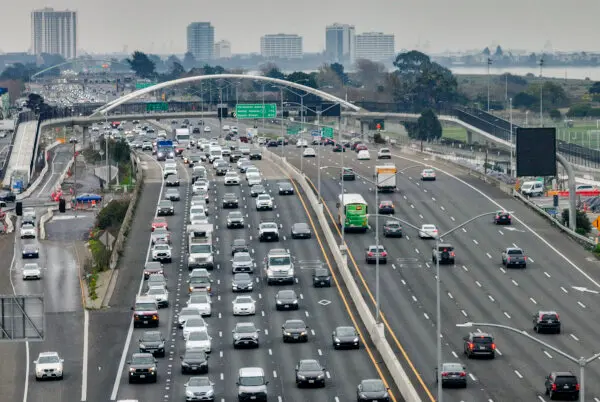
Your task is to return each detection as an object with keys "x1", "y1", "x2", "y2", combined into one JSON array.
[
  {"x1": 308, "y1": 380, "x2": 314, "y2": 383},
  {"x1": 479, "y1": 346, "x2": 486, "y2": 350},
  {"x1": 143, "y1": 321, "x2": 148, "y2": 324},
  {"x1": 564, "y1": 385, "x2": 569, "y2": 389},
  {"x1": 139, "y1": 375, "x2": 145, "y2": 378},
  {"x1": 320, "y1": 281, "x2": 325, "y2": 285},
  {"x1": 293, "y1": 335, "x2": 299, "y2": 339},
  {"x1": 191, "y1": 367, "x2": 198, "y2": 370},
  {"x1": 548, "y1": 320, "x2": 553, "y2": 323},
  {"x1": 244, "y1": 341, "x2": 249, "y2": 344},
  {"x1": 250, "y1": 397, "x2": 256, "y2": 400},
  {"x1": 284, "y1": 305, "x2": 289, "y2": 308}
]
